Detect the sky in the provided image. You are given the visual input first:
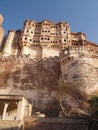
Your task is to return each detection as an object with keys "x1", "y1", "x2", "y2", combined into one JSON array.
[{"x1": 0, "y1": 0, "x2": 98, "y2": 43}]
